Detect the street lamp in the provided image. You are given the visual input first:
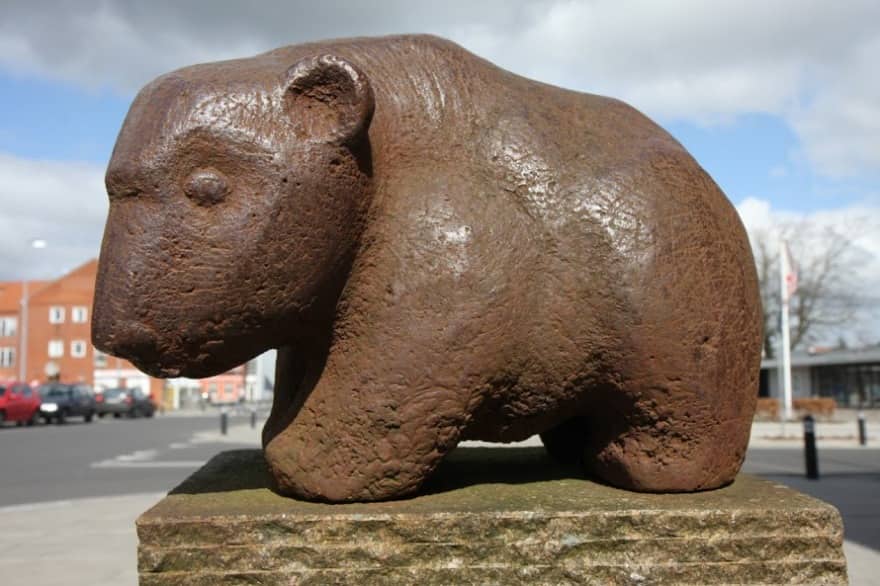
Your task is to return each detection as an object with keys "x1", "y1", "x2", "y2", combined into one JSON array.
[{"x1": 19, "y1": 239, "x2": 47, "y2": 382}]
